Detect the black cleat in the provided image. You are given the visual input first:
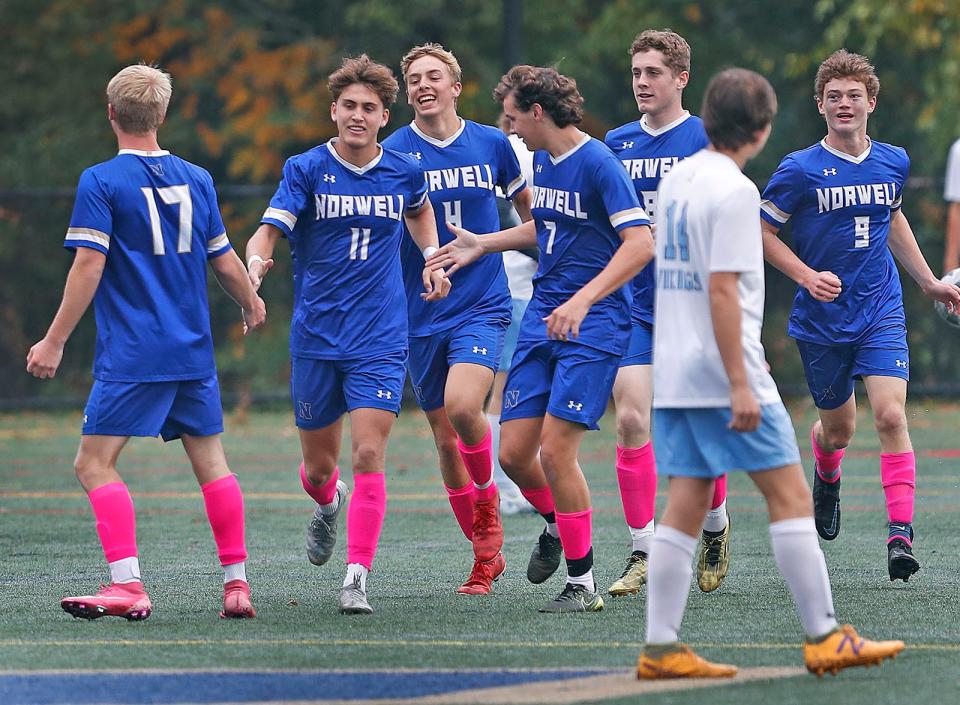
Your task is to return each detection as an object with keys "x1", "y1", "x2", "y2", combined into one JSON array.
[
  {"x1": 526, "y1": 528, "x2": 562, "y2": 584},
  {"x1": 887, "y1": 538, "x2": 920, "y2": 582},
  {"x1": 812, "y1": 467, "x2": 841, "y2": 541}
]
